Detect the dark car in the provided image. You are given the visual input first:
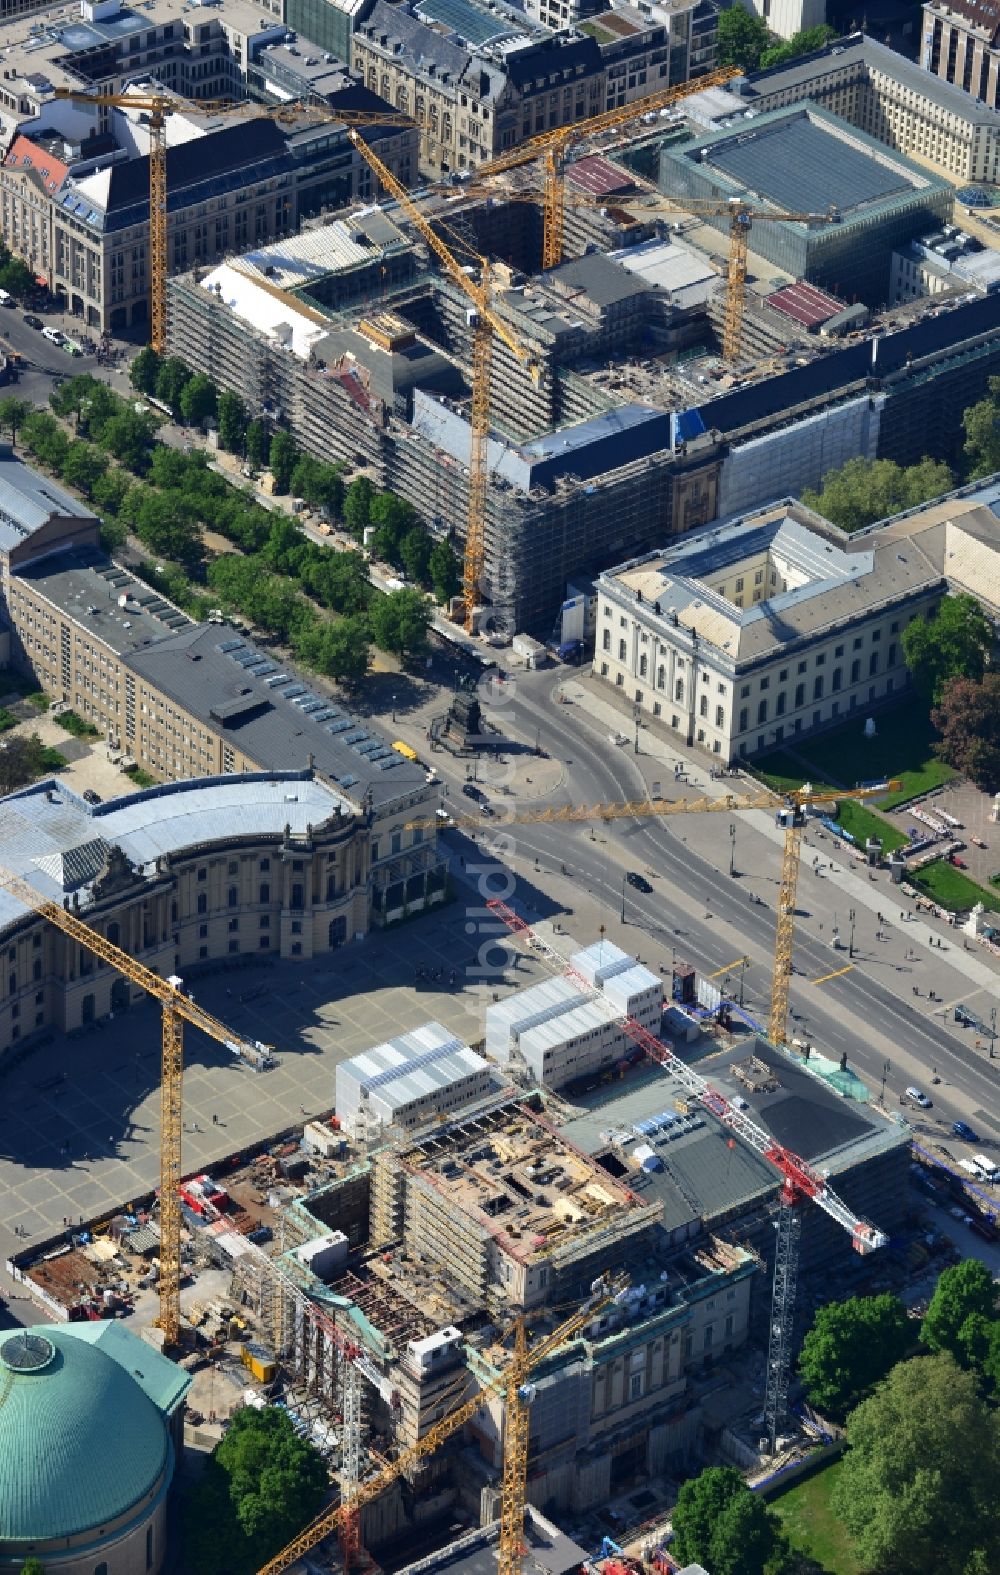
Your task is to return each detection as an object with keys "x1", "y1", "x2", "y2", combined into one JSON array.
[
  {"x1": 23, "y1": 313, "x2": 43, "y2": 330},
  {"x1": 82, "y1": 788, "x2": 102, "y2": 805},
  {"x1": 462, "y1": 782, "x2": 484, "y2": 801},
  {"x1": 626, "y1": 871, "x2": 653, "y2": 894},
  {"x1": 952, "y1": 1121, "x2": 980, "y2": 1143}
]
